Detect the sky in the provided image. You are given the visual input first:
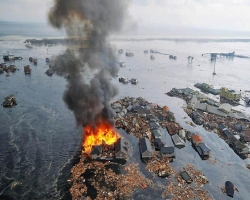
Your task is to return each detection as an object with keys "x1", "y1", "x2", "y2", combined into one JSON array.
[{"x1": 1, "y1": 0, "x2": 250, "y2": 36}]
